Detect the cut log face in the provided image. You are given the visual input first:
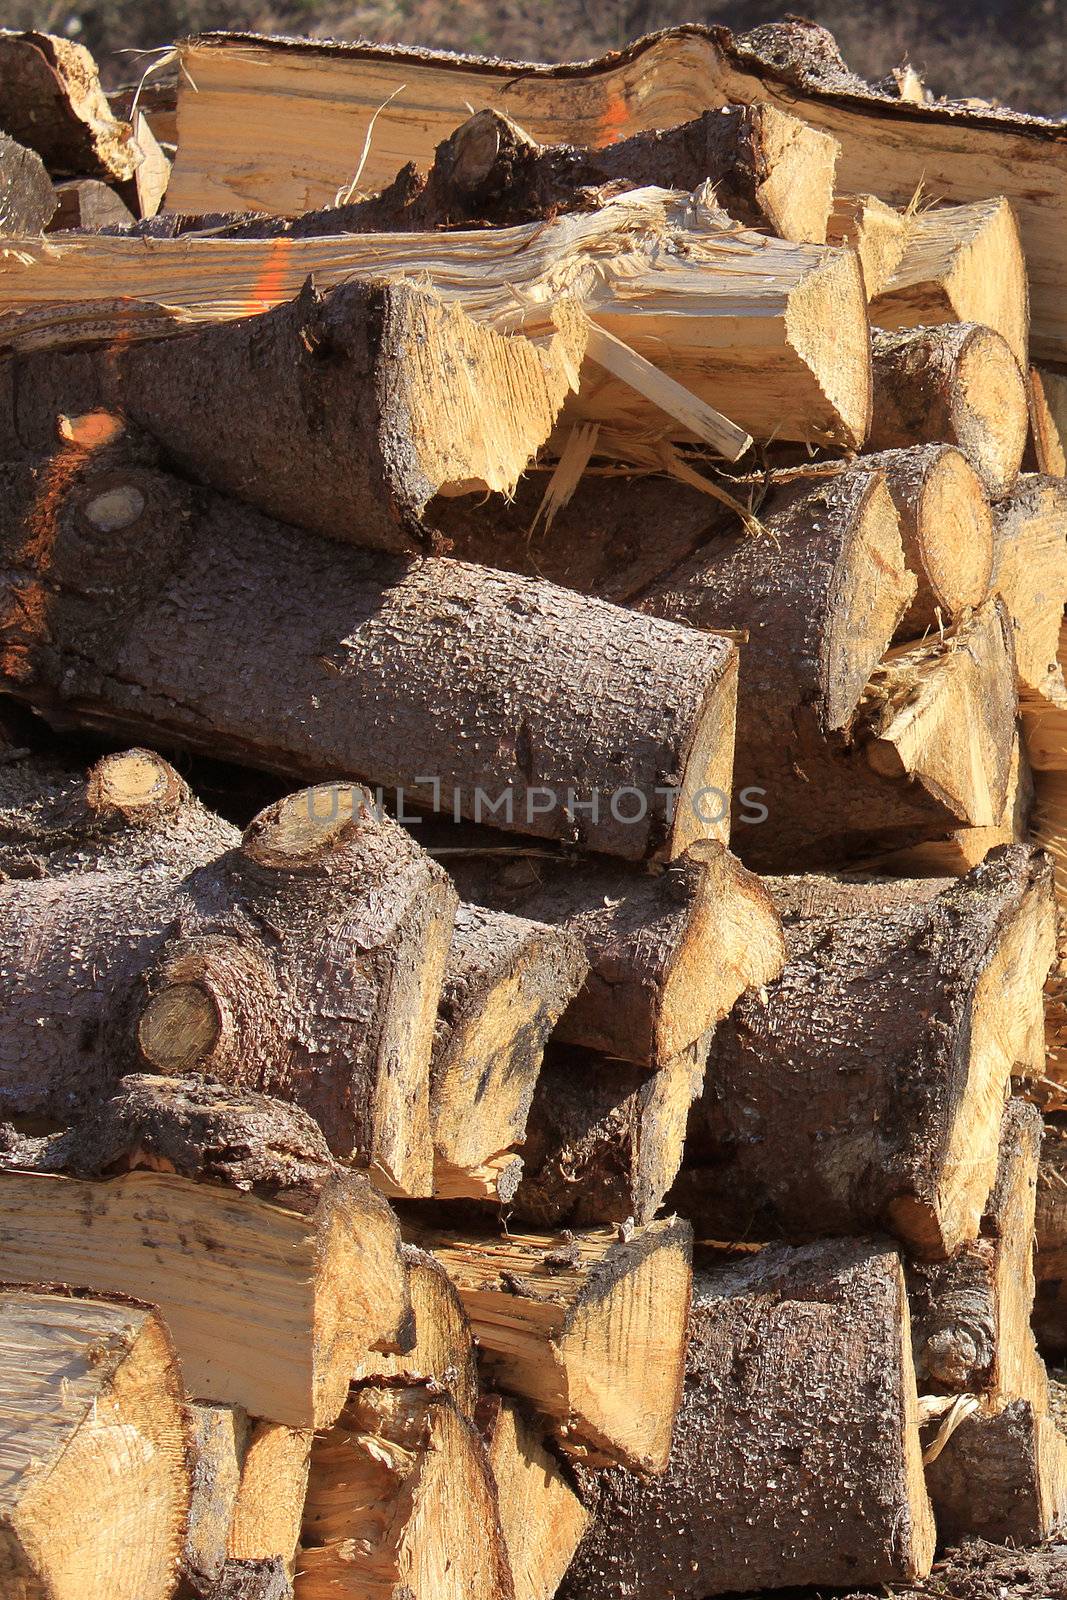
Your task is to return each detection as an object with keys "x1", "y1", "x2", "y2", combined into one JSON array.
[
  {"x1": 1034, "y1": 1119, "x2": 1067, "y2": 1359},
  {"x1": 297, "y1": 1382, "x2": 513, "y2": 1600},
  {"x1": 185, "y1": 1404, "x2": 250, "y2": 1595},
  {"x1": 870, "y1": 324, "x2": 1029, "y2": 499},
  {"x1": 924, "y1": 1399, "x2": 1067, "y2": 1547},
  {"x1": 992, "y1": 474, "x2": 1067, "y2": 703},
  {"x1": 511, "y1": 1036, "x2": 710, "y2": 1228},
  {"x1": 826, "y1": 191, "x2": 907, "y2": 297},
  {"x1": 227, "y1": 1421, "x2": 311, "y2": 1571},
  {"x1": 443, "y1": 839, "x2": 784, "y2": 1066},
  {"x1": 0, "y1": 1288, "x2": 190, "y2": 1600},
  {"x1": 561, "y1": 1239, "x2": 935, "y2": 1599},
  {"x1": 478, "y1": 1394, "x2": 590, "y2": 1600},
  {"x1": 854, "y1": 445, "x2": 995, "y2": 640},
  {"x1": 0, "y1": 131, "x2": 57, "y2": 233},
  {"x1": 871, "y1": 197, "x2": 1030, "y2": 373},
  {"x1": 407, "y1": 1217, "x2": 692, "y2": 1472},
  {"x1": 431, "y1": 903, "x2": 588, "y2": 1173},
  {"x1": 355, "y1": 1243, "x2": 480, "y2": 1419},
  {"x1": 908, "y1": 1099, "x2": 1047, "y2": 1408},
  {"x1": 676, "y1": 847, "x2": 1056, "y2": 1258},
  {"x1": 1027, "y1": 368, "x2": 1067, "y2": 476},
  {"x1": 0, "y1": 30, "x2": 137, "y2": 181},
  {"x1": 0, "y1": 445, "x2": 738, "y2": 864}
]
